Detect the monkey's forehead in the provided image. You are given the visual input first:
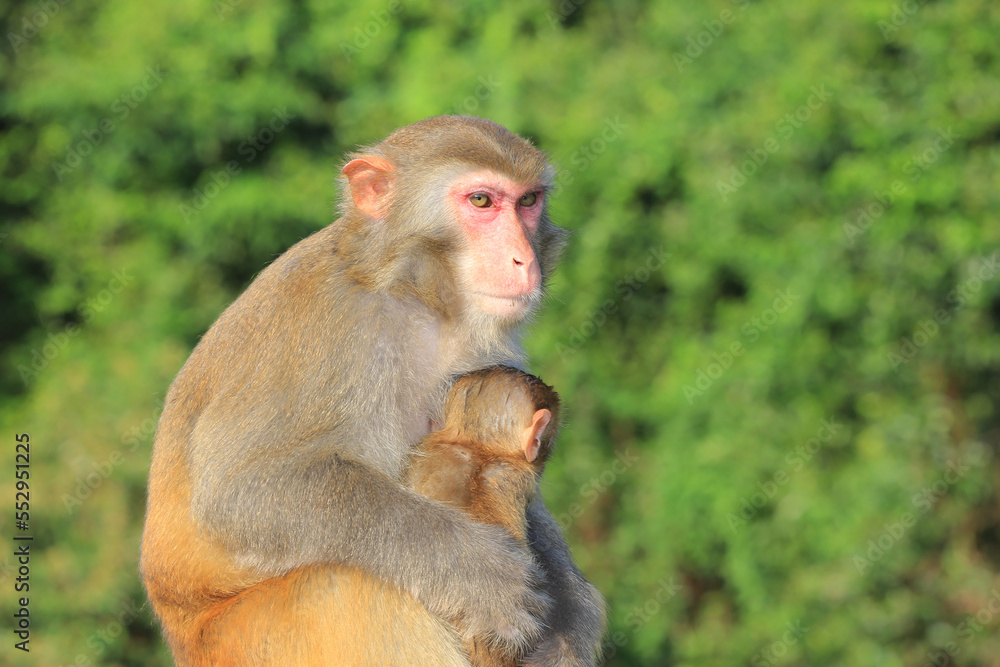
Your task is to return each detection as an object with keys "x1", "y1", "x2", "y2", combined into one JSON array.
[
  {"x1": 446, "y1": 170, "x2": 548, "y2": 196},
  {"x1": 376, "y1": 116, "x2": 554, "y2": 185}
]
